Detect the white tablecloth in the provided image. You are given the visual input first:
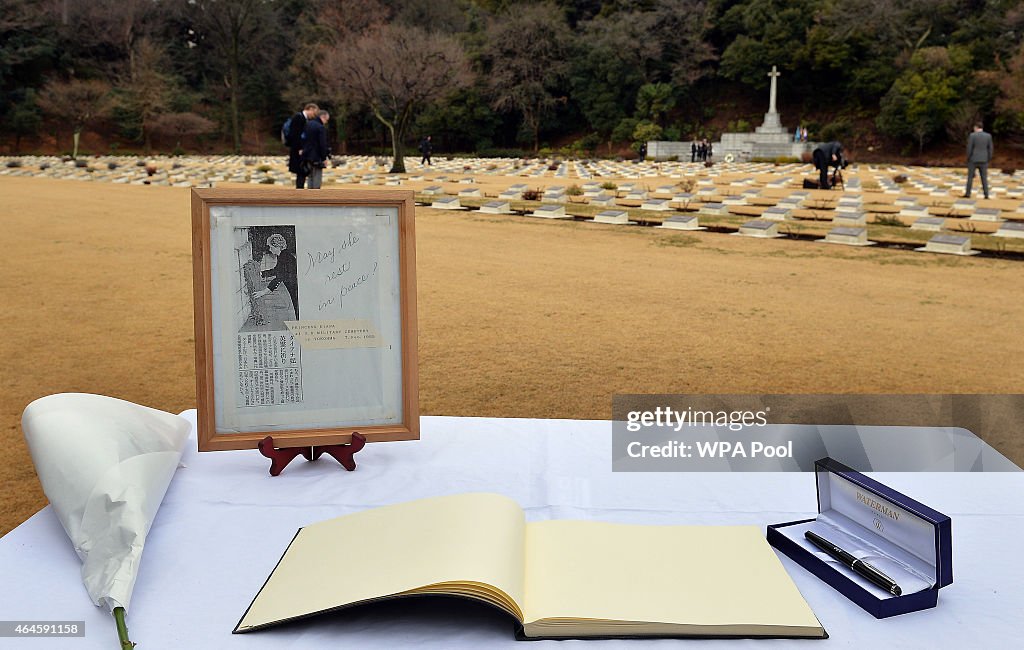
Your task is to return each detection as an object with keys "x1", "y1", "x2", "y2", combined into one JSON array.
[{"x1": 1, "y1": 413, "x2": 1021, "y2": 649}]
